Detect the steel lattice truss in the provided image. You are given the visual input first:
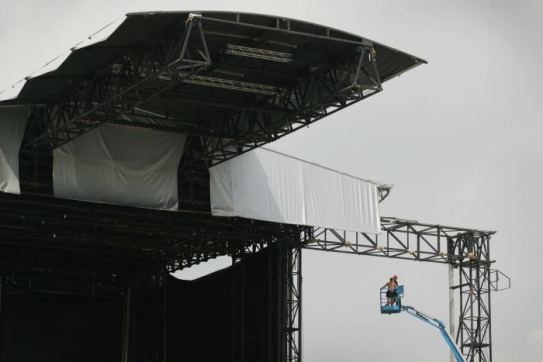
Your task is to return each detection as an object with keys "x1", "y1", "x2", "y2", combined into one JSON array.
[
  {"x1": 302, "y1": 217, "x2": 498, "y2": 362},
  {"x1": 283, "y1": 242, "x2": 302, "y2": 362},
  {"x1": 450, "y1": 233, "x2": 493, "y2": 362}
]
